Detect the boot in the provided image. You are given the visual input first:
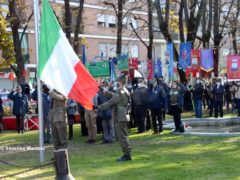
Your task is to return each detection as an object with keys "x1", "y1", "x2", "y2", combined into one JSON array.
[{"x1": 117, "y1": 154, "x2": 132, "y2": 162}]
